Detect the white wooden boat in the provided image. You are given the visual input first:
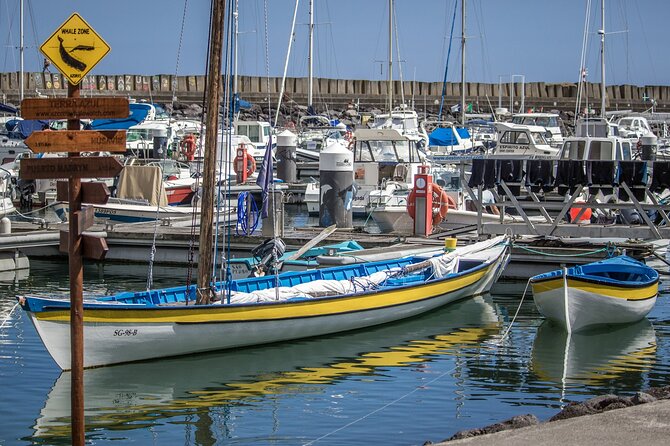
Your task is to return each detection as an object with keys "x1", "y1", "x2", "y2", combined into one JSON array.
[
  {"x1": 530, "y1": 256, "x2": 659, "y2": 333},
  {"x1": 33, "y1": 295, "x2": 499, "y2": 438},
  {"x1": 18, "y1": 236, "x2": 510, "y2": 369}
]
